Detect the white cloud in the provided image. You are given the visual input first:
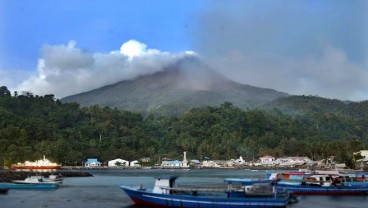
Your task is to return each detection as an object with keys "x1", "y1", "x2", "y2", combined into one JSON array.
[
  {"x1": 118, "y1": 39, "x2": 160, "y2": 59},
  {"x1": 11, "y1": 39, "x2": 368, "y2": 101},
  {"x1": 0, "y1": 68, "x2": 32, "y2": 92},
  {"x1": 16, "y1": 40, "x2": 195, "y2": 98}
]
